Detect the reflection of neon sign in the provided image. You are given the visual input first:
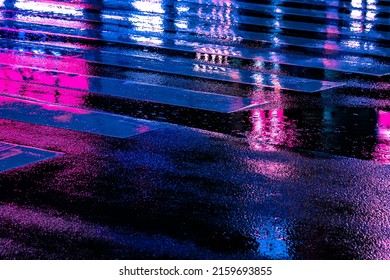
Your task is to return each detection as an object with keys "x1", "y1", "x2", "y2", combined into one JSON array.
[
  {"x1": 132, "y1": 0, "x2": 164, "y2": 13},
  {"x1": 14, "y1": 0, "x2": 83, "y2": 16},
  {"x1": 247, "y1": 109, "x2": 298, "y2": 151},
  {"x1": 0, "y1": 0, "x2": 89, "y2": 34},
  {"x1": 373, "y1": 111, "x2": 390, "y2": 164},
  {"x1": 0, "y1": 46, "x2": 90, "y2": 111},
  {"x1": 195, "y1": 0, "x2": 240, "y2": 42}
]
